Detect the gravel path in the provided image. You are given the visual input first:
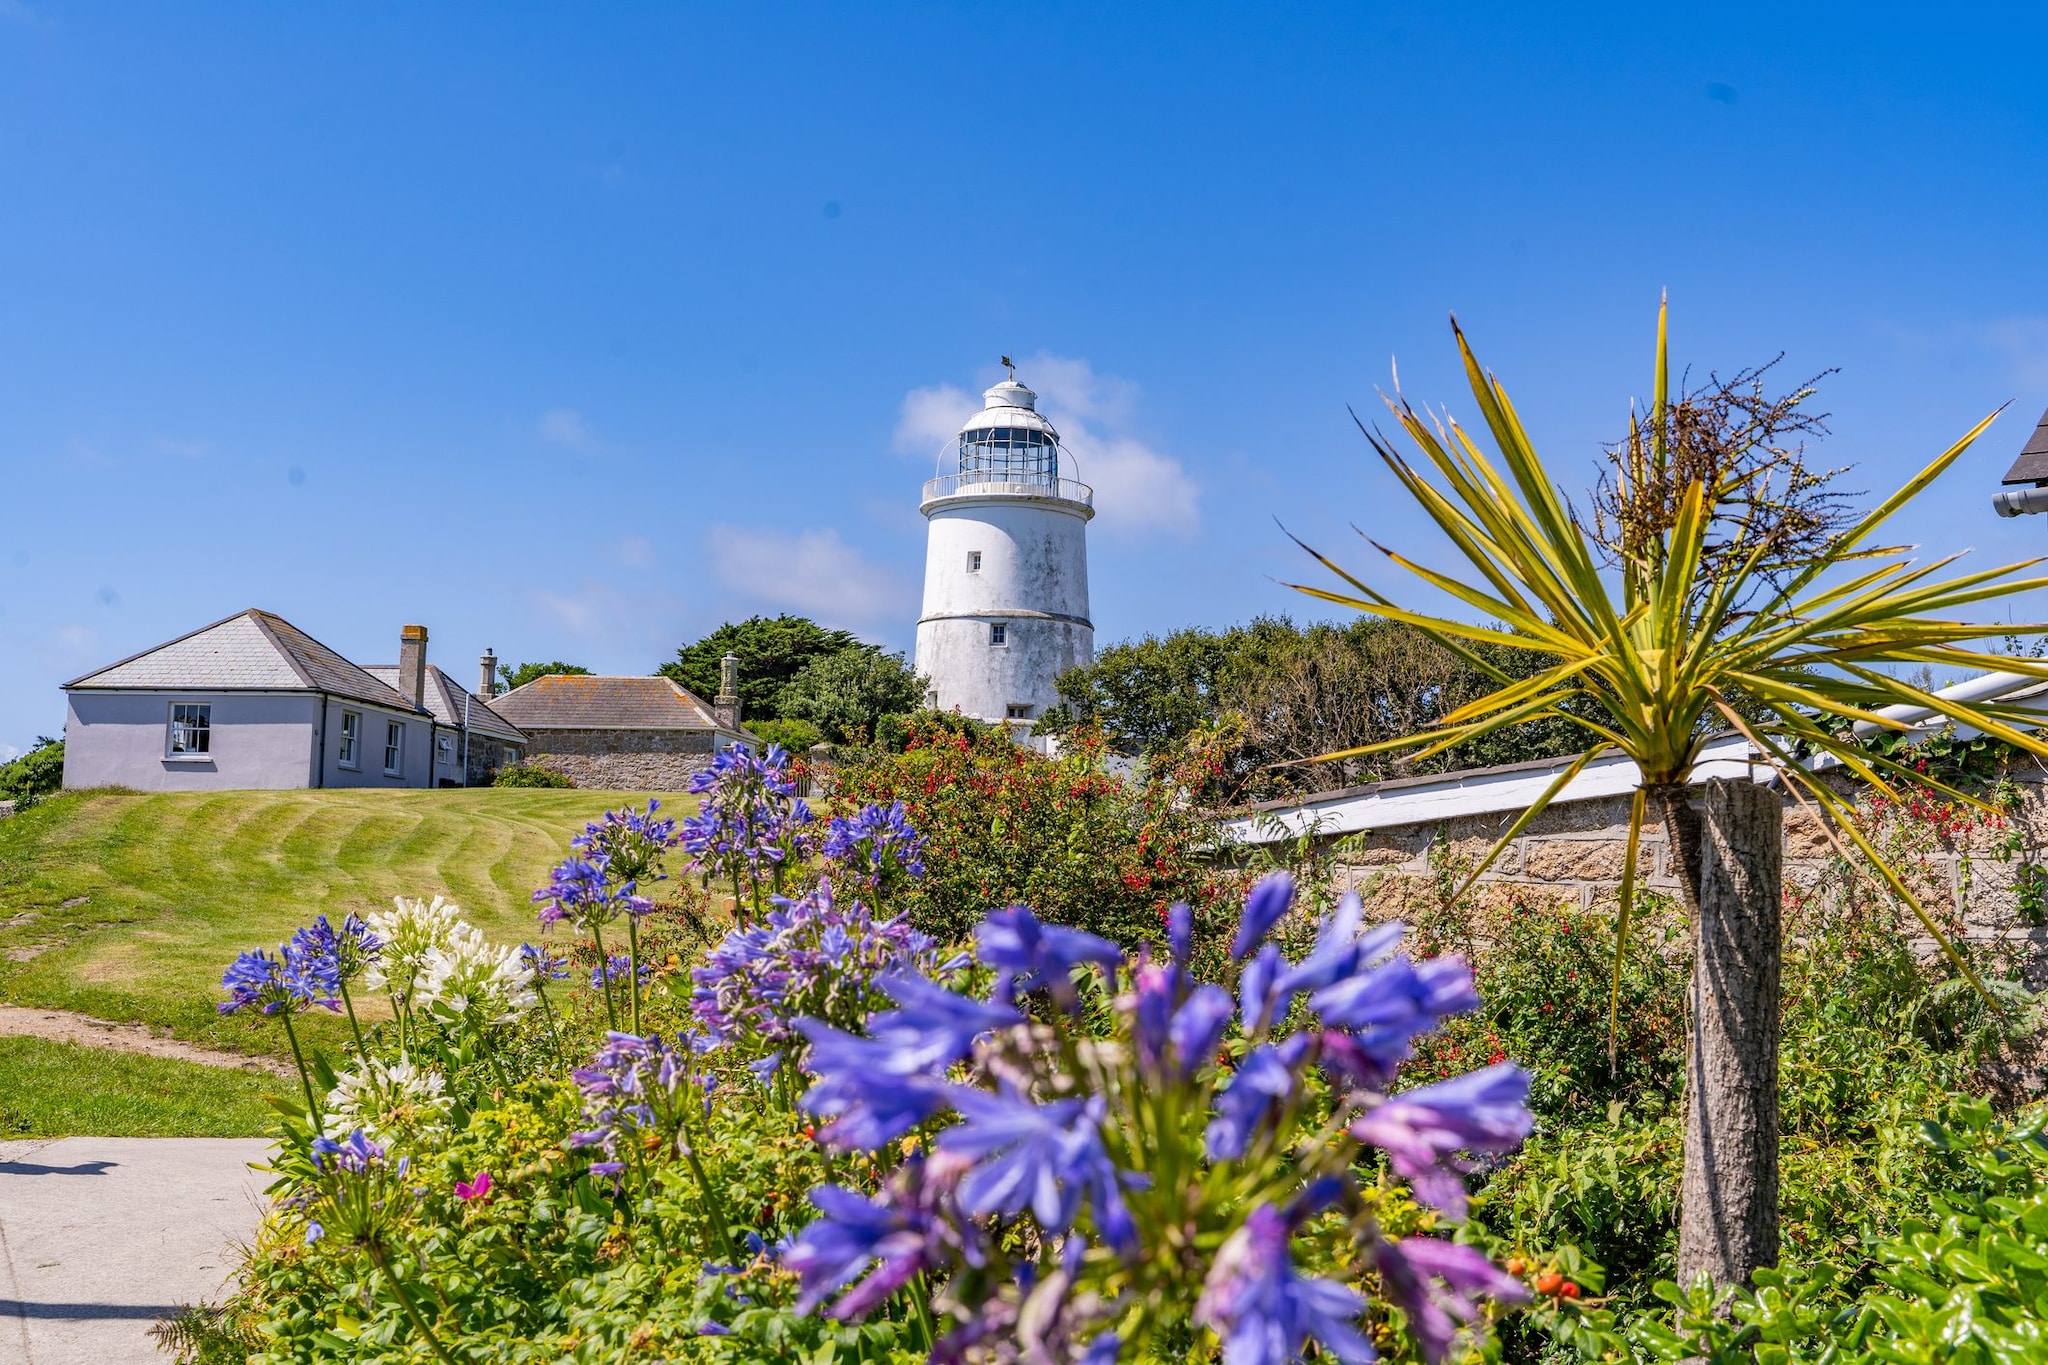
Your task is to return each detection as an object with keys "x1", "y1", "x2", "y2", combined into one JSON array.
[
  {"x1": 0, "y1": 1136, "x2": 273, "y2": 1363},
  {"x1": 0, "y1": 1005, "x2": 292, "y2": 1077}
]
